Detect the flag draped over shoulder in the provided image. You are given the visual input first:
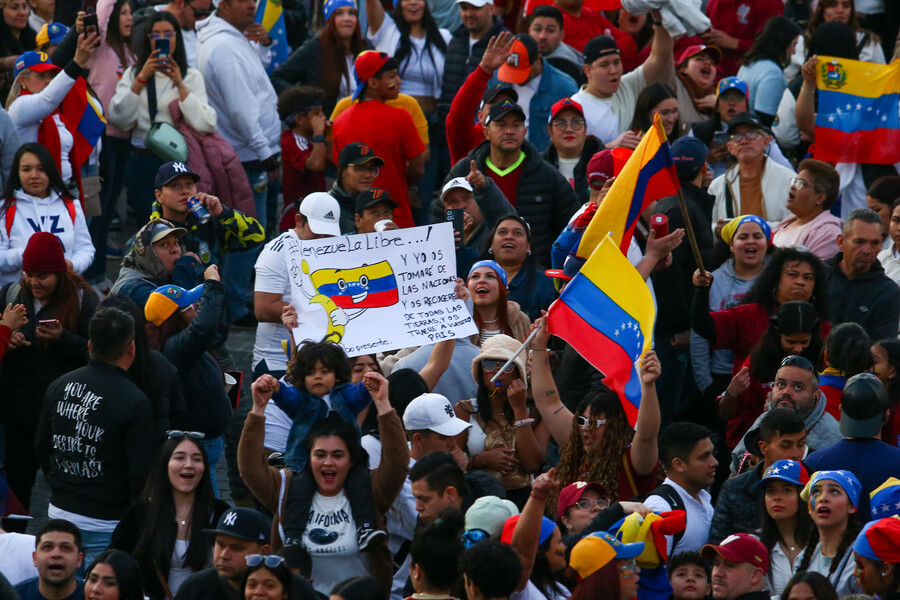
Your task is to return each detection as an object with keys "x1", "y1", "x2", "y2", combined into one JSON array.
[
  {"x1": 546, "y1": 235, "x2": 655, "y2": 426},
  {"x1": 576, "y1": 114, "x2": 679, "y2": 258},
  {"x1": 813, "y1": 56, "x2": 900, "y2": 165},
  {"x1": 256, "y1": 0, "x2": 288, "y2": 72},
  {"x1": 60, "y1": 77, "x2": 106, "y2": 171}
]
